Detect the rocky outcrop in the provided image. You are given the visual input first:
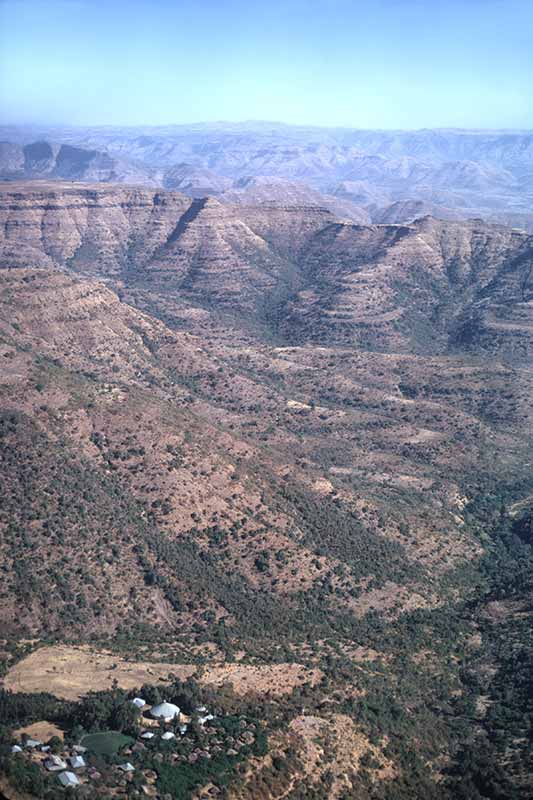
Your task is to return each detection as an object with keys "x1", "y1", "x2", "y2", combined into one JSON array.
[
  {"x1": 0, "y1": 183, "x2": 332, "y2": 311},
  {"x1": 0, "y1": 182, "x2": 190, "y2": 275},
  {"x1": 1, "y1": 182, "x2": 533, "y2": 360},
  {"x1": 4, "y1": 125, "x2": 532, "y2": 229}
]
